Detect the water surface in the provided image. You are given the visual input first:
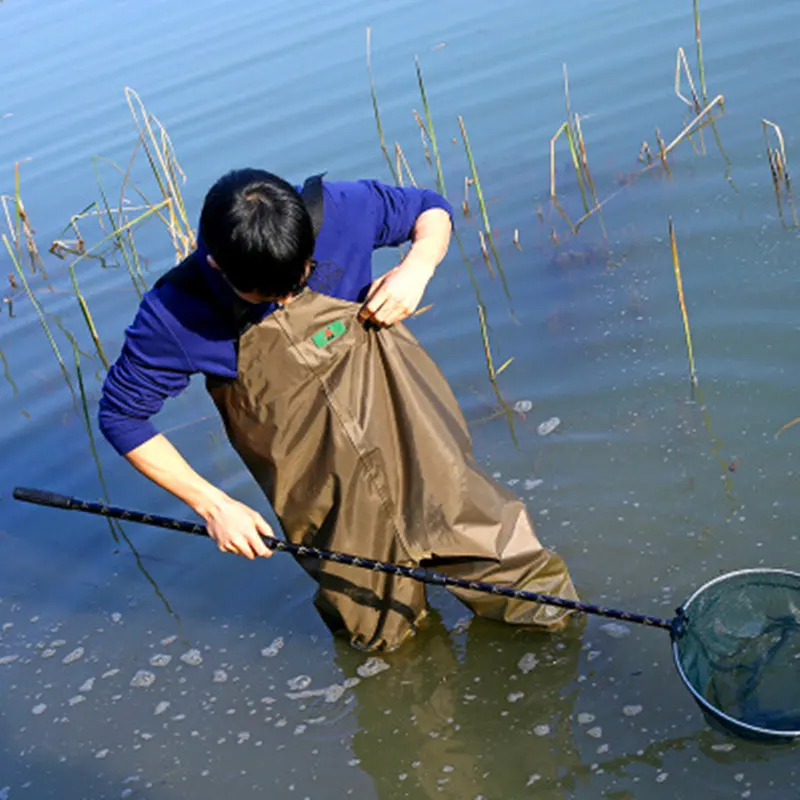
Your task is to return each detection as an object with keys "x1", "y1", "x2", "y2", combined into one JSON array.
[{"x1": 1, "y1": 0, "x2": 800, "y2": 797}]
